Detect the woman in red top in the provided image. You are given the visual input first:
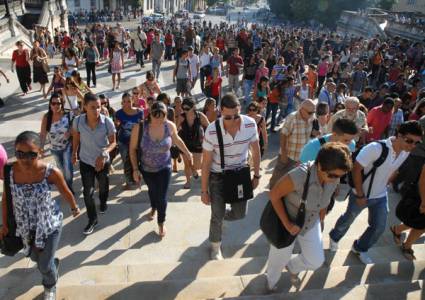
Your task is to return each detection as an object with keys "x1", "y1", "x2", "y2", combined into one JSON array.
[
  {"x1": 205, "y1": 67, "x2": 222, "y2": 105},
  {"x1": 11, "y1": 41, "x2": 32, "y2": 95}
]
